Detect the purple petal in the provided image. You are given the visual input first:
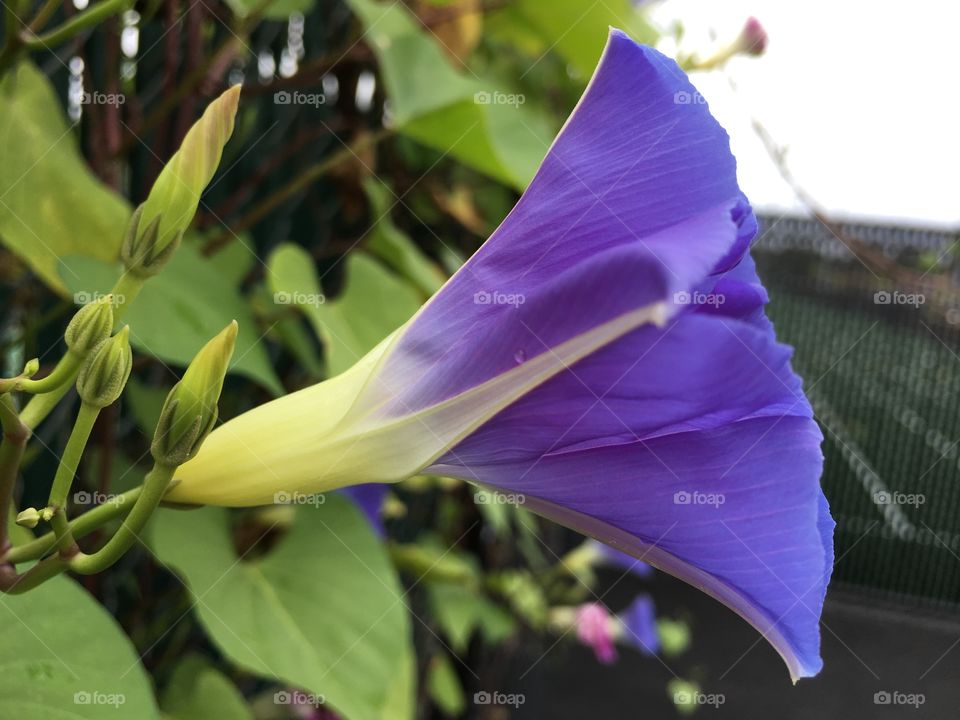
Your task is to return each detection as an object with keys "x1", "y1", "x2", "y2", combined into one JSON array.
[
  {"x1": 353, "y1": 30, "x2": 745, "y2": 420},
  {"x1": 340, "y1": 484, "x2": 389, "y2": 535},
  {"x1": 430, "y1": 306, "x2": 833, "y2": 680}
]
